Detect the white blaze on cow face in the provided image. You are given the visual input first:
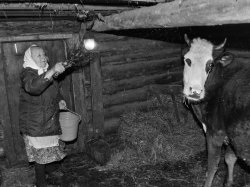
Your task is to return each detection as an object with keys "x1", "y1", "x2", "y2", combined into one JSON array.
[{"x1": 183, "y1": 38, "x2": 214, "y2": 101}]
